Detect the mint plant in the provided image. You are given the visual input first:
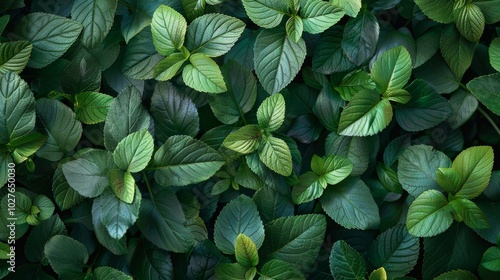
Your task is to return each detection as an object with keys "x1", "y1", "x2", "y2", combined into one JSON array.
[{"x1": 0, "y1": 0, "x2": 500, "y2": 279}]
